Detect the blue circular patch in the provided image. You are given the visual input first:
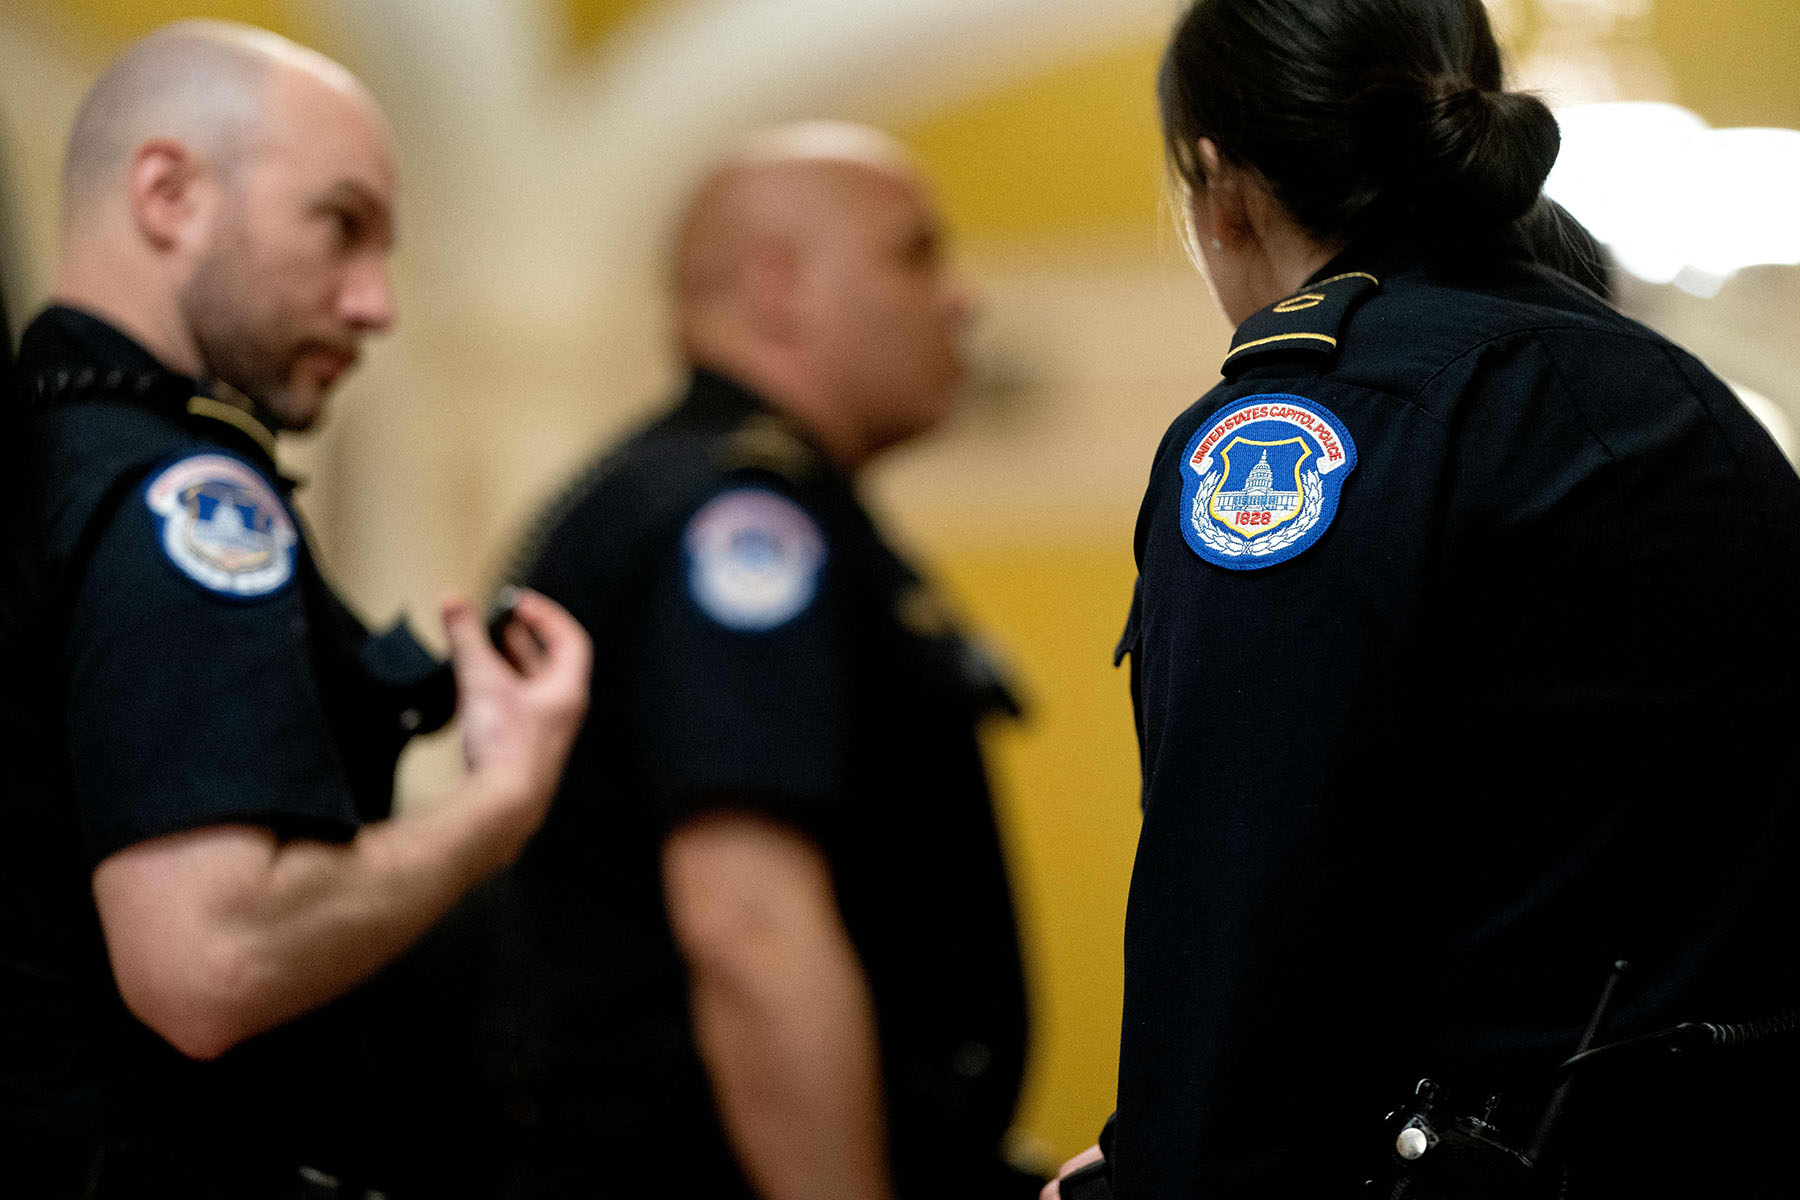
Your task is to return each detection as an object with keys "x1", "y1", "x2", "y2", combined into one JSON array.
[
  {"x1": 684, "y1": 488, "x2": 826, "y2": 631},
  {"x1": 143, "y1": 454, "x2": 297, "y2": 597},
  {"x1": 1177, "y1": 393, "x2": 1357, "y2": 570}
]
